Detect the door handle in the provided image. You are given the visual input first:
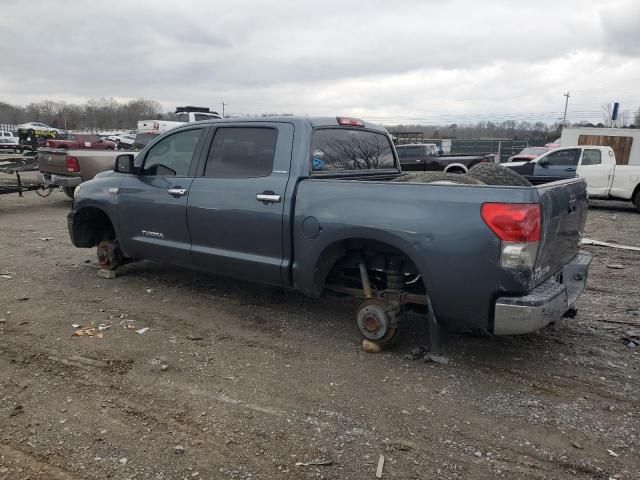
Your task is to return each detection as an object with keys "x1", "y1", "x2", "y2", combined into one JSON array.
[
  {"x1": 256, "y1": 193, "x2": 281, "y2": 203},
  {"x1": 167, "y1": 187, "x2": 188, "y2": 197},
  {"x1": 564, "y1": 168, "x2": 576, "y2": 171}
]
